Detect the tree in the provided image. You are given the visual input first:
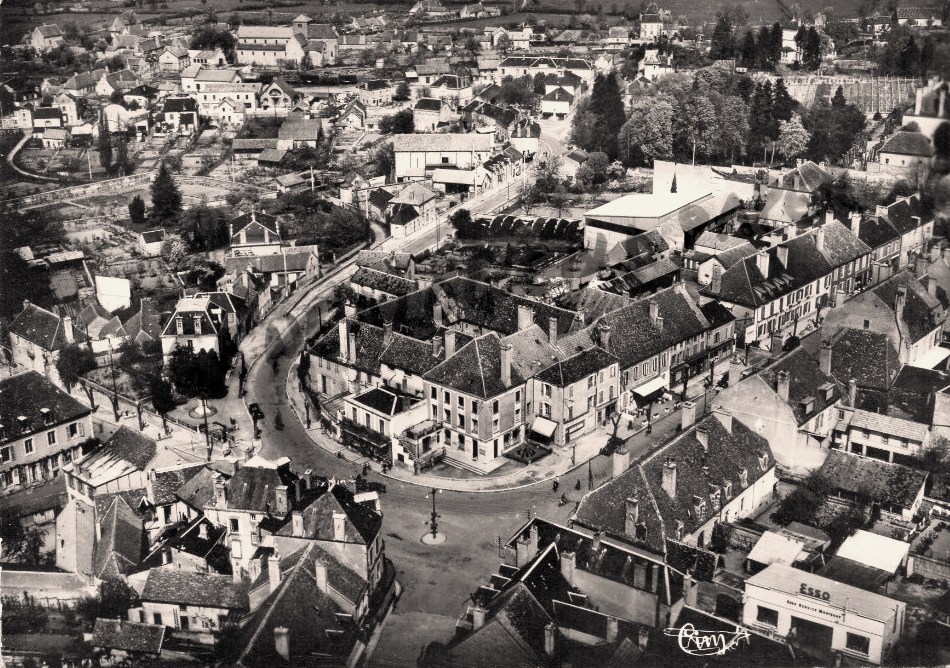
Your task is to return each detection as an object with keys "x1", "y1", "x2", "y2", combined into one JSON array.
[
  {"x1": 934, "y1": 122, "x2": 950, "y2": 168},
  {"x1": 370, "y1": 142, "x2": 395, "y2": 180},
  {"x1": 159, "y1": 234, "x2": 187, "y2": 270},
  {"x1": 56, "y1": 344, "x2": 97, "y2": 393},
  {"x1": 831, "y1": 84, "x2": 847, "y2": 108},
  {"x1": 714, "y1": 94, "x2": 750, "y2": 163},
  {"x1": 150, "y1": 162, "x2": 183, "y2": 224},
  {"x1": 448, "y1": 208, "x2": 475, "y2": 236},
  {"x1": 776, "y1": 114, "x2": 811, "y2": 159},
  {"x1": 379, "y1": 109, "x2": 414, "y2": 134},
  {"x1": 571, "y1": 73, "x2": 625, "y2": 159},
  {"x1": 708, "y1": 13, "x2": 735, "y2": 61},
  {"x1": 394, "y1": 81, "x2": 411, "y2": 101},
  {"x1": 748, "y1": 81, "x2": 778, "y2": 159},
  {"x1": 739, "y1": 29, "x2": 756, "y2": 67},
  {"x1": 575, "y1": 151, "x2": 609, "y2": 186},
  {"x1": 97, "y1": 129, "x2": 113, "y2": 173},
  {"x1": 113, "y1": 135, "x2": 130, "y2": 176},
  {"x1": 772, "y1": 78, "x2": 796, "y2": 122},
  {"x1": 189, "y1": 26, "x2": 237, "y2": 63},
  {"x1": 771, "y1": 471, "x2": 830, "y2": 526},
  {"x1": 496, "y1": 33, "x2": 513, "y2": 56},
  {"x1": 128, "y1": 195, "x2": 146, "y2": 227},
  {"x1": 619, "y1": 96, "x2": 675, "y2": 166},
  {"x1": 801, "y1": 26, "x2": 822, "y2": 70}
]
